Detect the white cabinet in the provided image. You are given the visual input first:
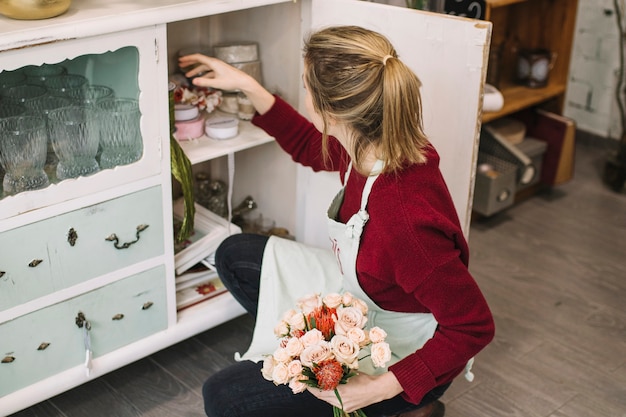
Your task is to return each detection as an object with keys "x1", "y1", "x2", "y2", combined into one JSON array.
[{"x1": 0, "y1": 0, "x2": 490, "y2": 414}]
